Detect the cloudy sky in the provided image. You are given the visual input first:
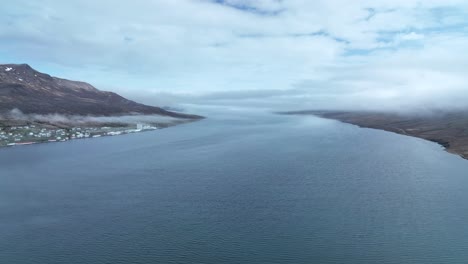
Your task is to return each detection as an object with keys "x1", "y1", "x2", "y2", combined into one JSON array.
[{"x1": 1, "y1": 0, "x2": 468, "y2": 111}]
